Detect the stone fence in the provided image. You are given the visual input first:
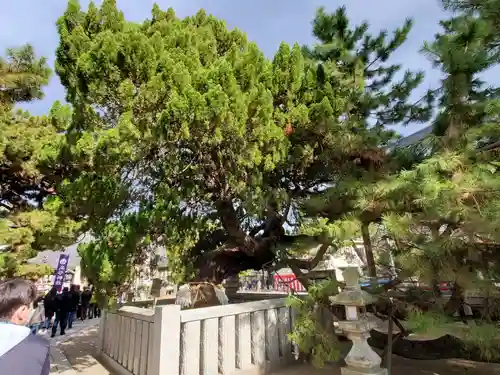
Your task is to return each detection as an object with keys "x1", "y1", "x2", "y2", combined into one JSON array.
[{"x1": 97, "y1": 298, "x2": 300, "y2": 375}]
